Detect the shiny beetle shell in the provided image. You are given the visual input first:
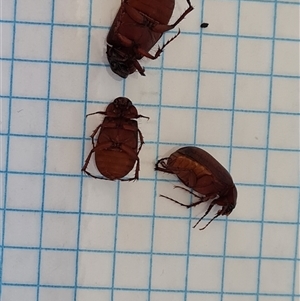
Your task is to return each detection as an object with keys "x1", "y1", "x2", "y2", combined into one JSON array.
[
  {"x1": 107, "y1": 0, "x2": 193, "y2": 78},
  {"x1": 155, "y1": 146, "x2": 237, "y2": 230},
  {"x1": 82, "y1": 97, "x2": 148, "y2": 181}
]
